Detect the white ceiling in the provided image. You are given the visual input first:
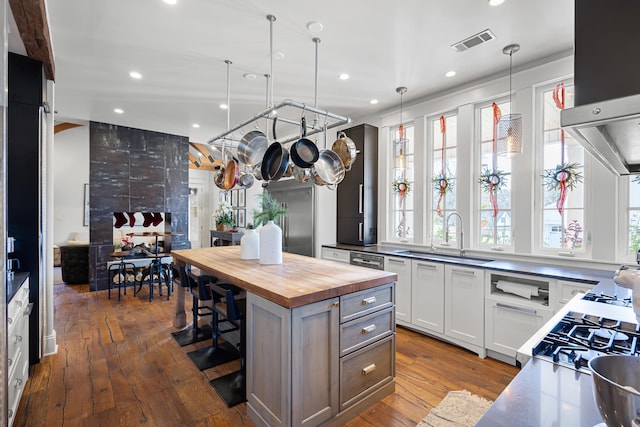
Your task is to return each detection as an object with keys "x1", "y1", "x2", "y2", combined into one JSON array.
[{"x1": 32, "y1": 0, "x2": 573, "y2": 144}]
